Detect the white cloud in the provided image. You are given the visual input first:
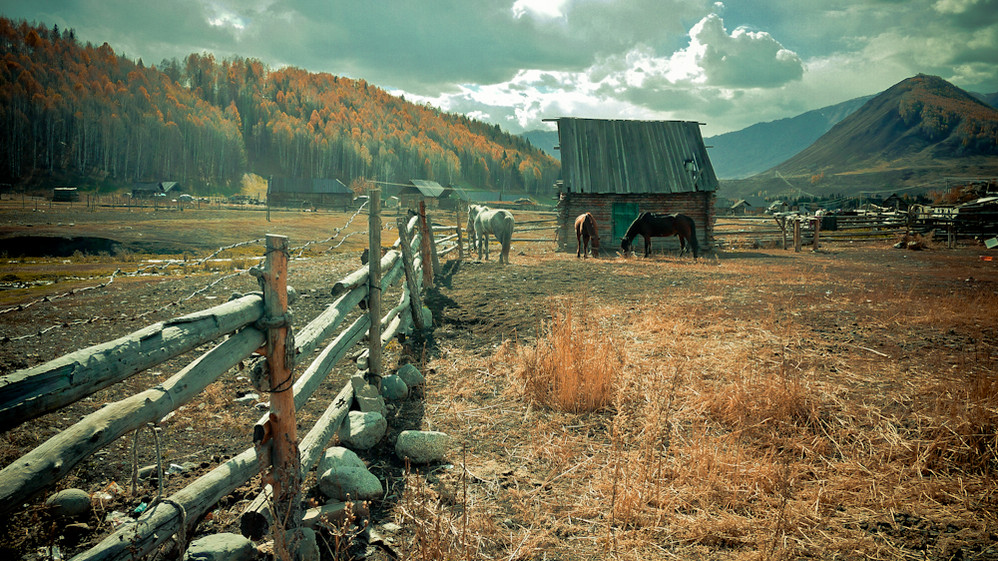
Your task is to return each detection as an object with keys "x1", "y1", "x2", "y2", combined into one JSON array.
[{"x1": 511, "y1": 0, "x2": 570, "y2": 19}]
